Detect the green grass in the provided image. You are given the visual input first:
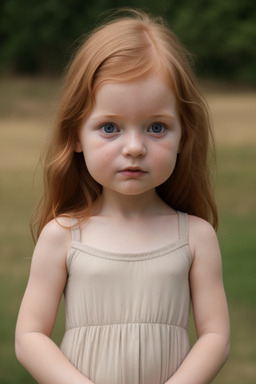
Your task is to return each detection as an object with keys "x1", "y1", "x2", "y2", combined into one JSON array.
[
  {"x1": 216, "y1": 146, "x2": 256, "y2": 306},
  {"x1": 215, "y1": 147, "x2": 256, "y2": 384},
  {"x1": 0, "y1": 77, "x2": 255, "y2": 383}
]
